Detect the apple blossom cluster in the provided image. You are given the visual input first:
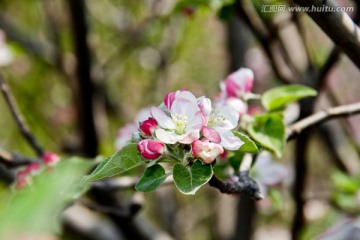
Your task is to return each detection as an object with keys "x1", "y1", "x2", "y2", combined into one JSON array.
[
  {"x1": 15, "y1": 152, "x2": 60, "y2": 189},
  {"x1": 86, "y1": 67, "x2": 316, "y2": 197},
  {"x1": 126, "y1": 68, "x2": 256, "y2": 164}
]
